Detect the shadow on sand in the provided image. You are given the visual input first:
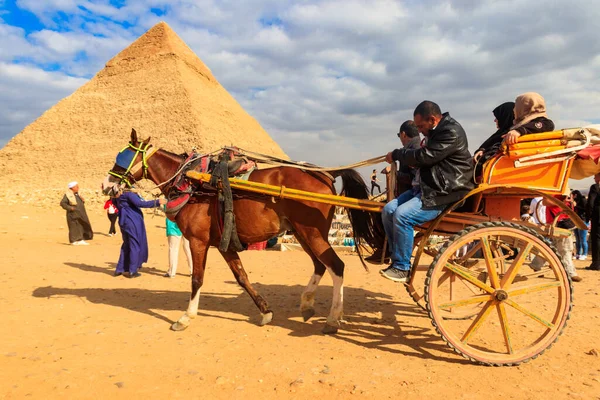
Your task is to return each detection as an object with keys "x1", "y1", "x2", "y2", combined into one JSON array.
[
  {"x1": 32, "y1": 280, "x2": 467, "y2": 364},
  {"x1": 63, "y1": 262, "x2": 166, "y2": 277}
]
